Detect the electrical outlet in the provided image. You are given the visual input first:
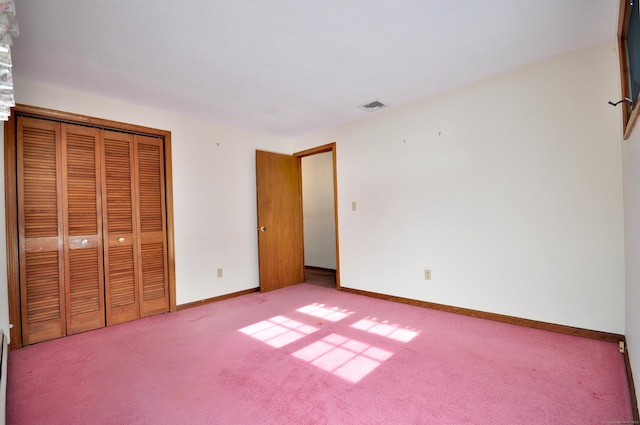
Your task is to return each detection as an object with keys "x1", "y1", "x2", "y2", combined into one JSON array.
[
  {"x1": 619, "y1": 341, "x2": 625, "y2": 353},
  {"x1": 217, "y1": 268, "x2": 223, "y2": 278},
  {"x1": 424, "y1": 269, "x2": 431, "y2": 280}
]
